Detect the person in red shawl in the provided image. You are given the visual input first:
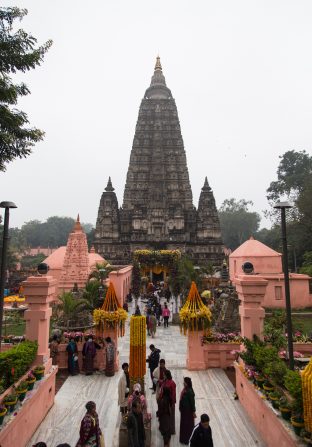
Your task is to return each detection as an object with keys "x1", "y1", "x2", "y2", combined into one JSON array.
[
  {"x1": 159, "y1": 369, "x2": 176, "y2": 435},
  {"x1": 82, "y1": 336, "x2": 101, "y2": 375},
  {"x1": 179, "y1": 377, "x2": 196, "y2": 445},
  {"x1": 75, "y1": 401, "x2": 104, "y2": 447}
]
